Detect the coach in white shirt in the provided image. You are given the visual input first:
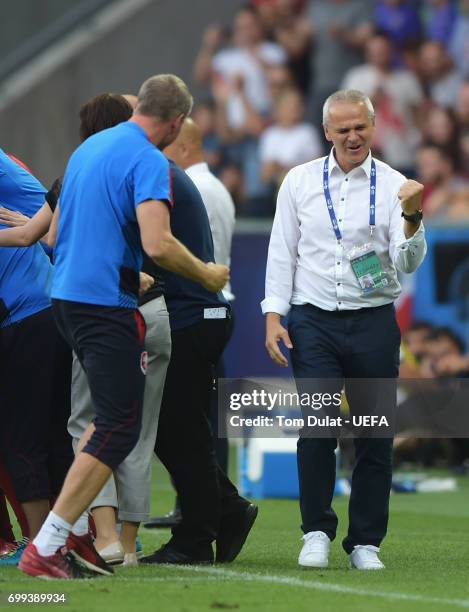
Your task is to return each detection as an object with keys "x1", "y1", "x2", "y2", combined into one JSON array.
[{"x1": 261, "y1": 90, "x2": 426, "y2": 571}]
